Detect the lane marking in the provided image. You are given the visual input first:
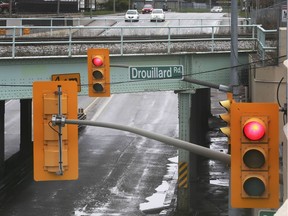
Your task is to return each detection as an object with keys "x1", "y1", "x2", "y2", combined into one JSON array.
[{"x1": 90, "y1": 95, "x2": 114, "y2": 121}]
